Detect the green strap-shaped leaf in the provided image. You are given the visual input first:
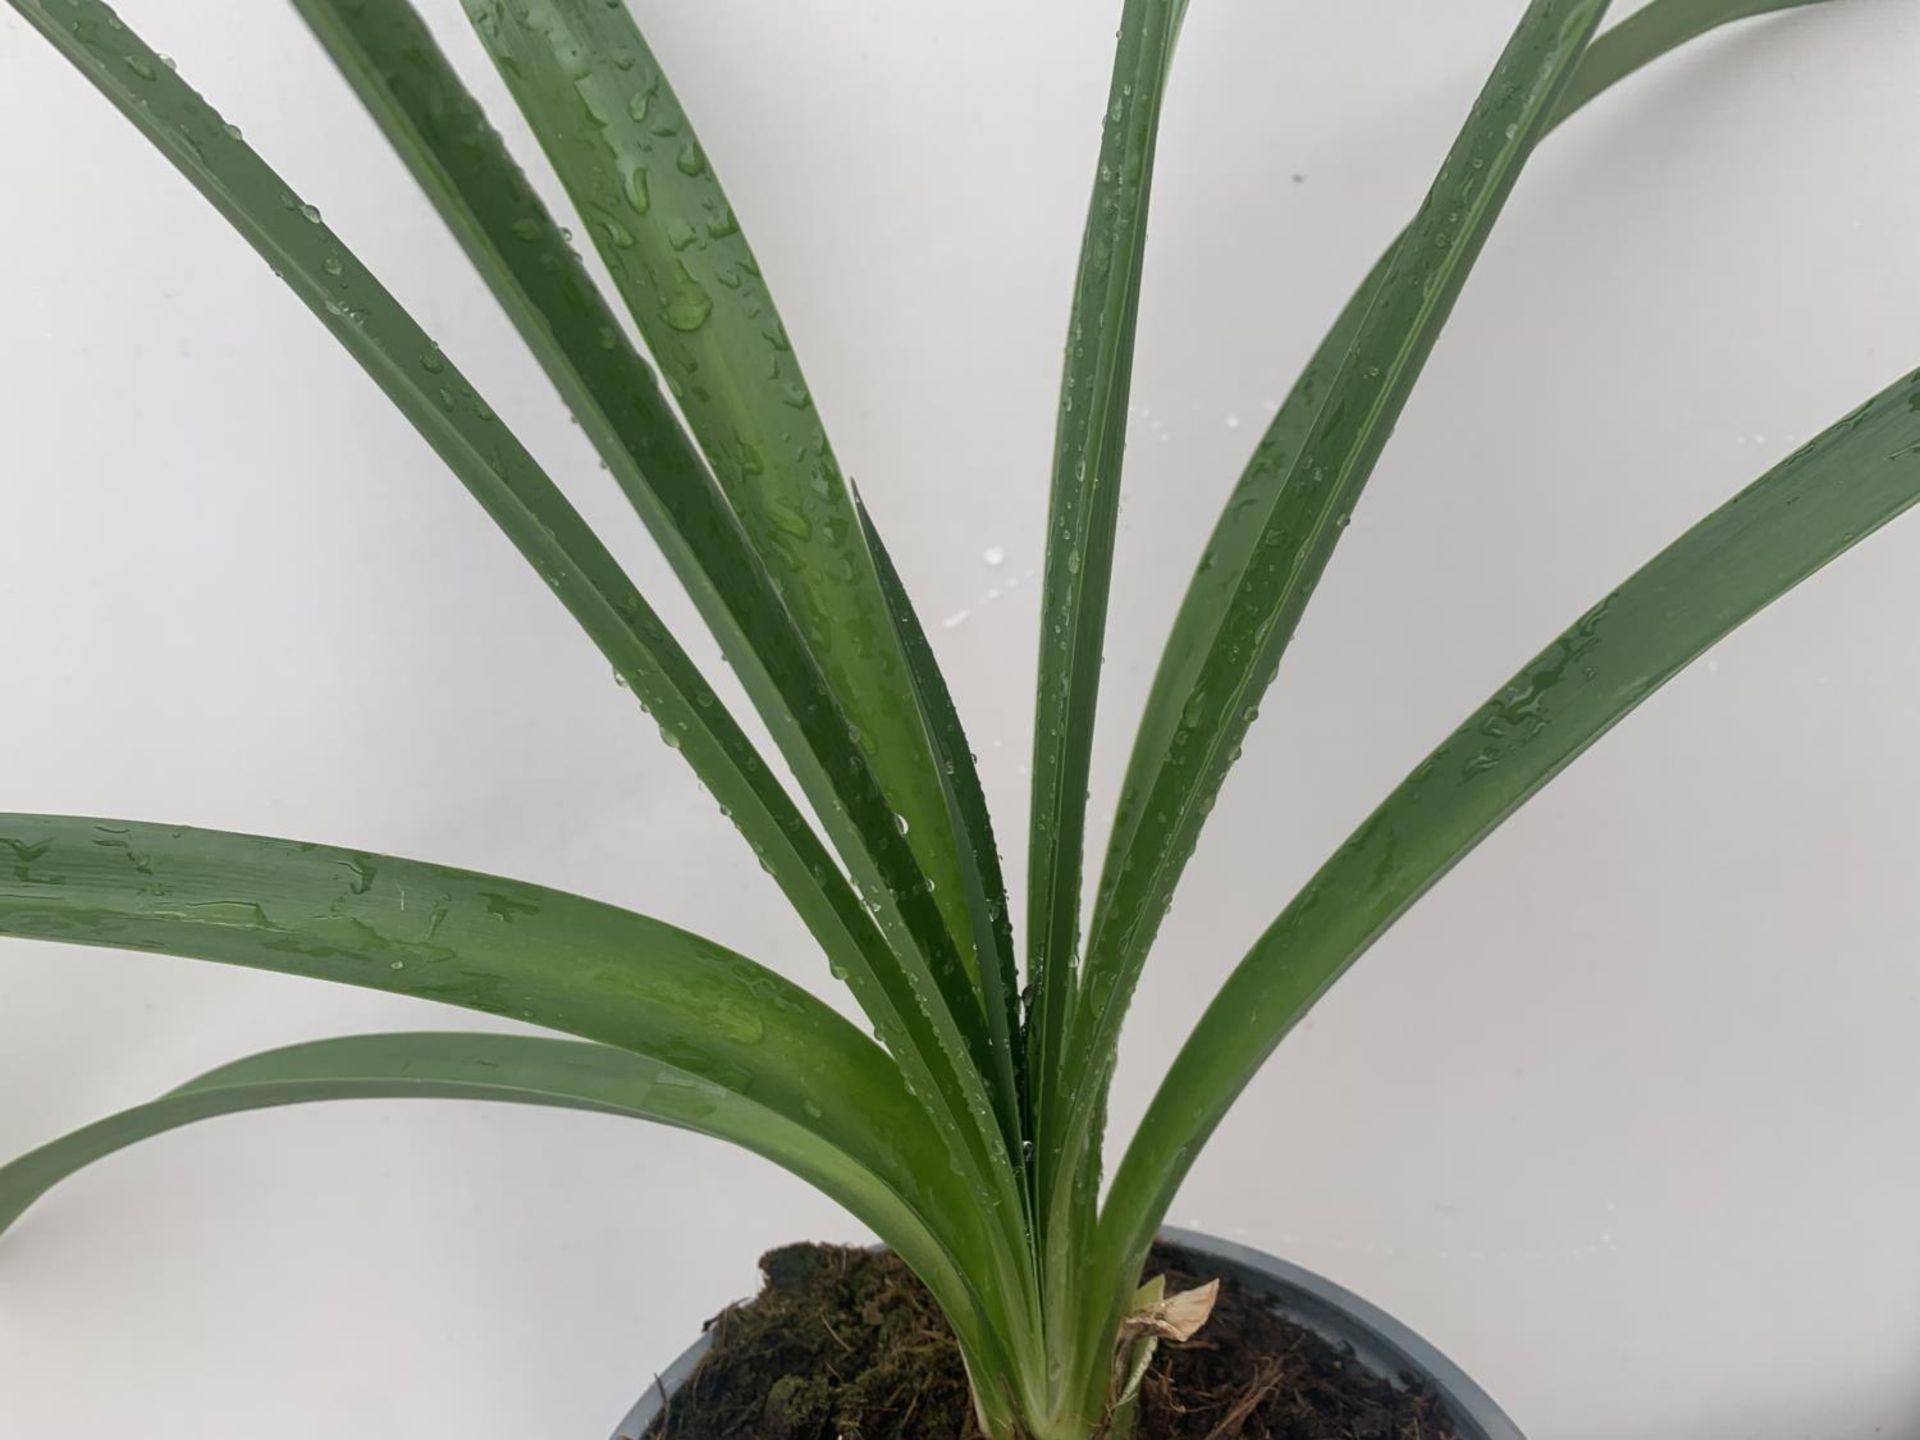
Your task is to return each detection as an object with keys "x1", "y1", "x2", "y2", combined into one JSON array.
[
  {"x1": 1025, "y1": 0, "x2": 1186, "y2": 1253},
  {"x1": 1069, "y1": 11, "x2": 1843, "y2": 1292},
  {"x1": 1092, "y1": 0, "x2": 1841, "y2": 1061},
  {"x1": 448, "y1": 6, "x2": 1031, "y2": 1256},
  {"x1": 855, "y1": 496, "x2": 1025, "y2": 1165},
  {"x1": 289, "y1": 0, "x2": 979, "y2": 1034},
  {"x1": 0, "y1": 818, "x2": 926, "y2": 1220},
  {"x1": 456, "y1": 0, "x2": 981, "y2": 1004},
  {"x1": 1553, "y1": 0, "x2": 1831, "y2": 119},
  {"x1": 1067, "y1": 0, "x2": 1614, "y2": 1174},
  {"x1": 0, "y1": 1028, "x2": 1023, "y2": 1409},
  {"x1": 4, "y1": 0, "x2": 865, "y2": 993},
  {"x1": 279, "y1": 0, "x2": 1025, "y2": 1244},
  {"x1": 0, "y1": 1031, "x2": 902, "y2": 1276},
  {"x1": 1089, "y1": 363, "x2": 1920, "y2": 1384},
  {"x1": 4, "y1": 0, "x2": 1033, "y2": 1267},
  {"x1": 0, "y1": 814, "x2": 1037, "y2": 1381}
]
